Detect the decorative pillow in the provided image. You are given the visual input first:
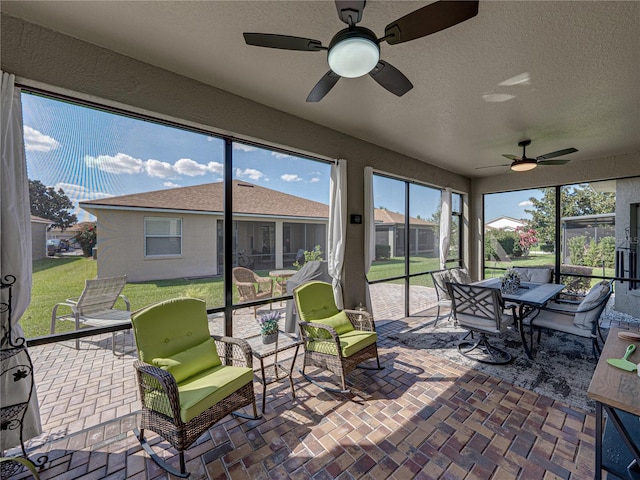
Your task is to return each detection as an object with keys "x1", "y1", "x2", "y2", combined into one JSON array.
[
  {"x1": 153, "y1": 337, "x2": 221, "y2": 383},
  {"x1": 307, "y1": 311, "x2": 354, "y2": 339},
  {"x1": 451, "y1": 268, "x2": 472, "y2": 284},
  {"x1": 573, "y1": 281, "x2": 610, "y2": 329},
  {"x1": 432, "y1": 270, "x2": 452, "y2": 301}
]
